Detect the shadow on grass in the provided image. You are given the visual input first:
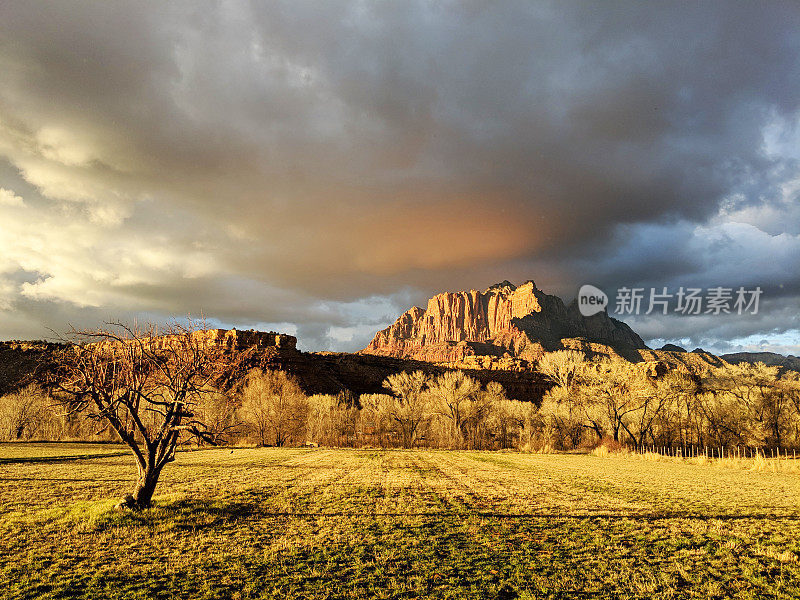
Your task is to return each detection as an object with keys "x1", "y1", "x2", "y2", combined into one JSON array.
[
  {"x1": 0, "y1": 452, "x2": 129, "y2": 464},
  {"x1": 86, "y1": 492, "x2": 800, "y2": 534},
  {"x1": 91, "y1": 494, "x2": 261, "y2": 532},
  {"x1": 165, "y1": 496, "x2": 259, "y2": 529}
]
